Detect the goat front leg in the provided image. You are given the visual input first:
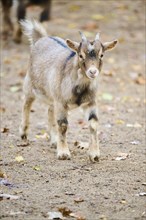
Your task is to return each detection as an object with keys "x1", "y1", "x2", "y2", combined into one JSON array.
[
  {"x1": 84, "y1": 105, "x2": 100, "y2": 162},
  {"x1": 55, "y1": 103, "x2": 71, "y2": 160},
  {"x1": 19, "y1": 95, "x2": 35, "y2": 139}
]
